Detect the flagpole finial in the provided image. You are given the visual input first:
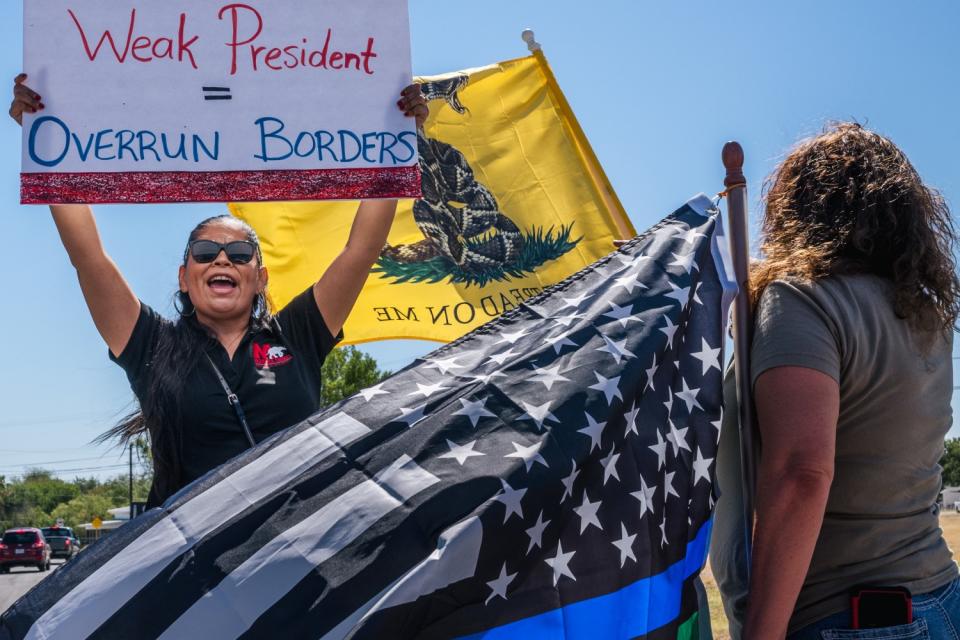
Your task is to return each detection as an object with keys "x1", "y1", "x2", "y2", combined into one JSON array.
[
  {"x1": 722, "y1": 141, "x2": 745, "y2": 188},
  {"x1": 522, "y1": 29, "x2": 542, "y2": 52}
]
